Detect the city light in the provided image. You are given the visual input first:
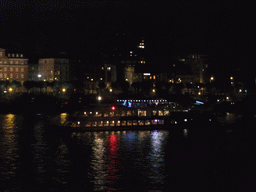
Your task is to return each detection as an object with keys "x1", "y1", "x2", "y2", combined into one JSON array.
[
  {"x1": 210, "y1": 77, "x2": 214, "y2": 80},
  {"x1": 38, "y1": 74, "x2": 41, "y2": 78},
  {"x1": 198, "y1": 92, "x2": 201, "y2": 95},
  {"x1": 62, "y1": 88, "x2": 66, "y2": 92},
  {"x1": 239, "y1": 89, "x2": 242, "y2": 92},
  {"x1": 109, "y1": 89, "x2": 112, "y2": 92},
  {"x1": 226, "y1": 96, "x2": 229, "y2": 100},
  {"x1": 97, "y1": 96, "x2": 102, "y2": 101},
  {"x1": 9, "y1": 88, "x2": 12, "y2": 92},
  {"x1": 152, "y1": 89, "x2": 155, "y2": 93},
  {"x1": 230, "y1": 76, "x2": 233, "y2": 80}
]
